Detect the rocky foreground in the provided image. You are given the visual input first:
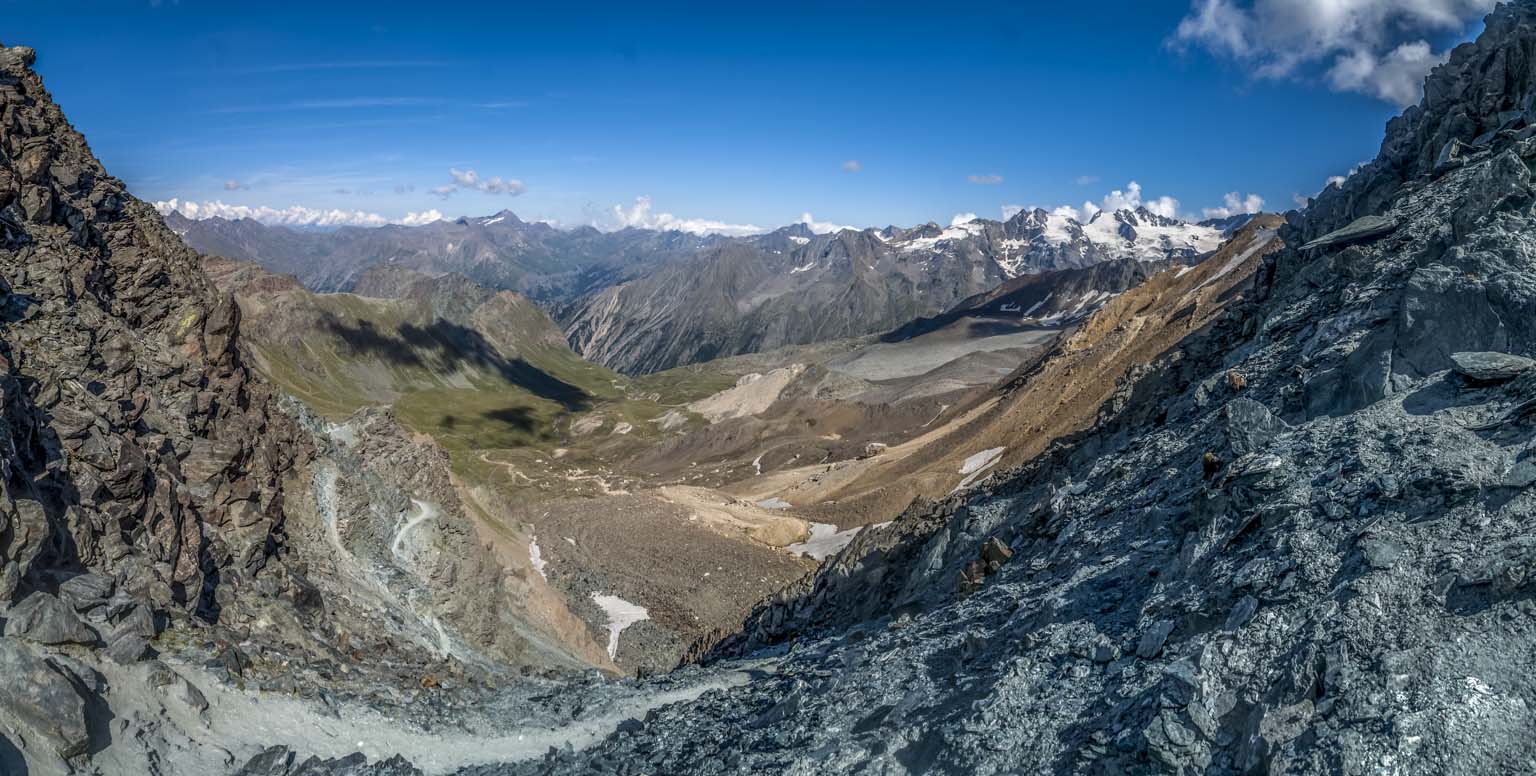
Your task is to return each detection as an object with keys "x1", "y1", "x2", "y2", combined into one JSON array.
[{"x1": 4, "y1": 3, "x2": 1536, "y2": 775}]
